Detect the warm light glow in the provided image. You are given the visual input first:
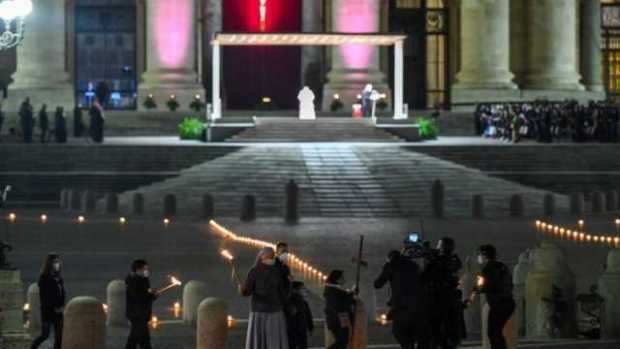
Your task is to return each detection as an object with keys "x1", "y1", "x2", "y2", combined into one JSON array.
[
  {"x1": 163, "y1": 218, "x2": 170, "y2": 225},
  {"x1": 227, "y1": 315, "x2": 235, "y2": 328},
  {"x1": 8, "y1": 212, "x2": 16, "y2": 222},
  {"x1": 578, "y1": 219, "x2": 585, "y2": 227},
  {"x1": 77, "y1": 216, "x2": 85, "y2": 223},
  {"x1": 195, "y1": 94, "x2": 201, "y2": 100},
  {"x1": 102, "y1": 304, "x2": 109, "y2": 314},
  {"x1": 23, "y1": 303, "x2": 30, "y2": 311},
  {"x1": 170, "y1": 276, "x2": 182, "y2": 286},
  {"x1": 261, "y1": 97, "x2": 272, "y2": 103},
  {"x1": 334, "y1": 94, "x2": 340, "y2": 100},
  {"x1": 259, "y1": 0, "x2": 267, "y2": 32},
  {"x1": 174, "y1": 301, "x2": 181, "y2": 310},
  {"x1": 40, "y1": 214, "x2": 47, "y2": 223},
  {"x1": 220, "y1": 249, "x2": 235, "y2": 261},
  {"x1": 119, "y1": 217, "x2": 127, "y2": 224},
  {"x1": 0, "y1": 0, "x2": 33, "y2": 21},
  {"x1": 615, "y1": 218, "x2": 620, "y2": 226},
  {"x1": 476, "y1": 275, "x2": 485, "y2": 287}
]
